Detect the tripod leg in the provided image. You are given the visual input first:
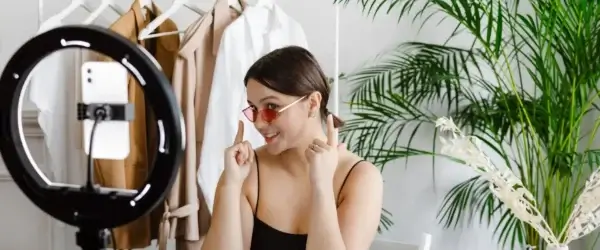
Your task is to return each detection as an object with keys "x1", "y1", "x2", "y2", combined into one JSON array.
[{"x1": 75, "y1": 227, "x2": 112, "y2": 250}]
